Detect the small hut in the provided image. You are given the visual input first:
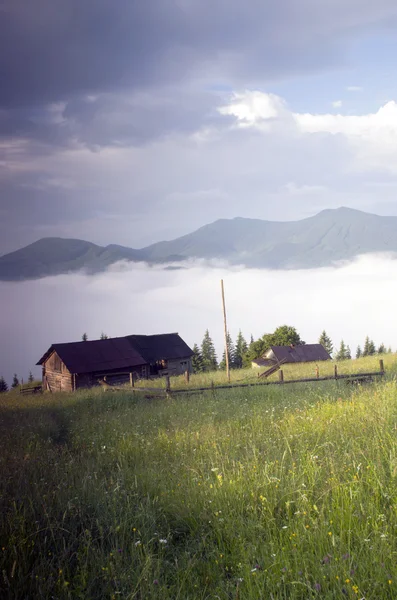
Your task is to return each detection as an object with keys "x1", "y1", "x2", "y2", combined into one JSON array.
[{"x1": 37, "y1": 333, "x2": 193, "y2": 392}]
